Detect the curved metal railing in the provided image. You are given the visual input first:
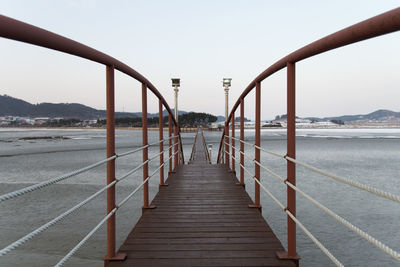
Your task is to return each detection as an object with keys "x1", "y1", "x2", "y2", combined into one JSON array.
[
  {"x1": 217, "y1": 7, "x2": 400, "y2": 265},
  {"x1": 0, "y1": 15, "x2": 185, "y2": 266}
]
